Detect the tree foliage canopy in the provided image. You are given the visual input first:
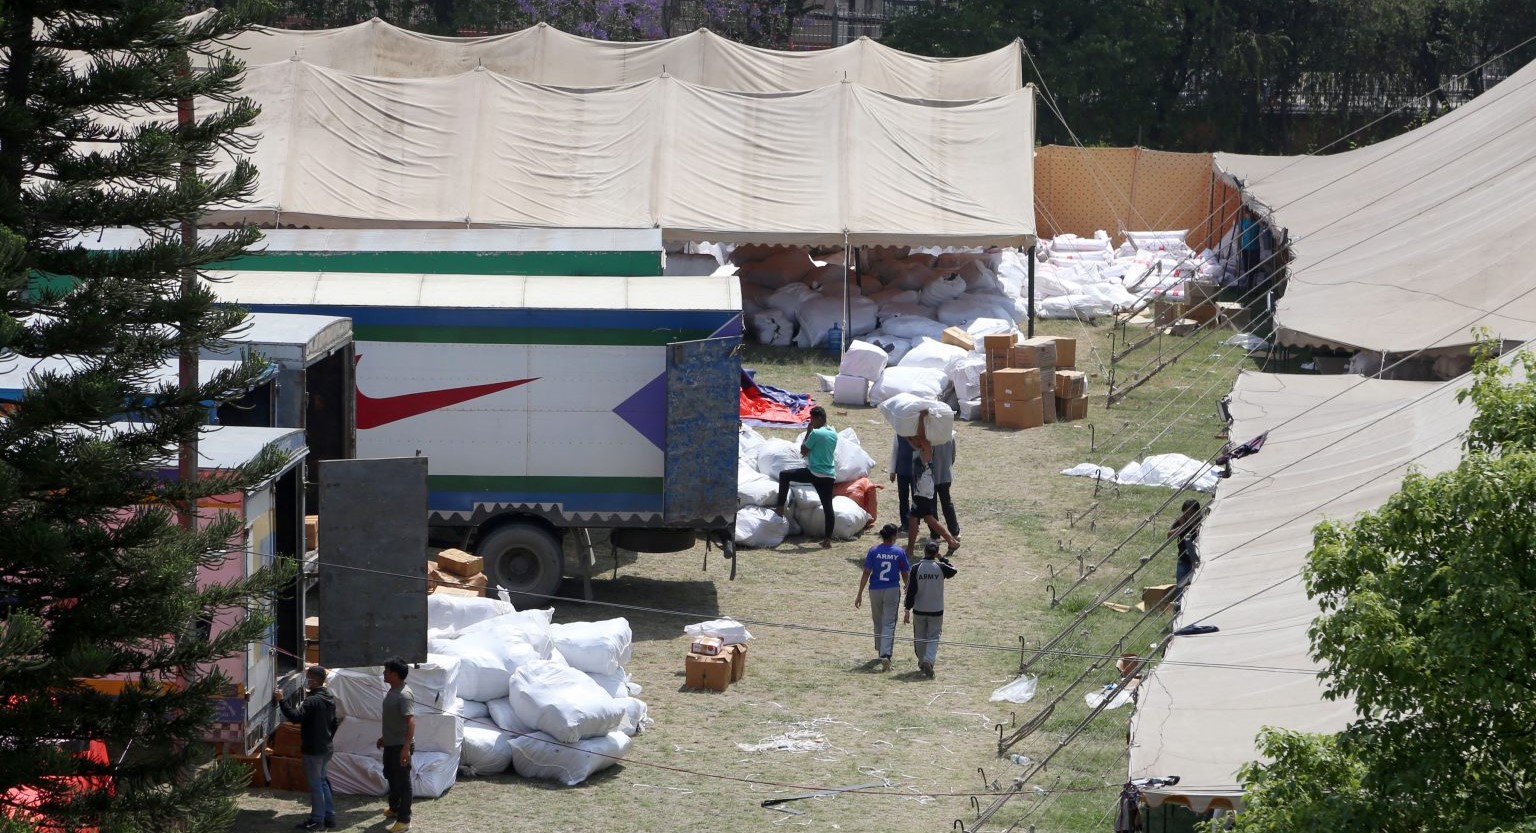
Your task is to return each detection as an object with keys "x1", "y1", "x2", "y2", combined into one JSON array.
[
  {"x1": 0, "y1": 2, "x2": 289, "y2": 831},
  {"x1": 1227, "y1": 339, "x2": 1536, "y2": 832}
]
